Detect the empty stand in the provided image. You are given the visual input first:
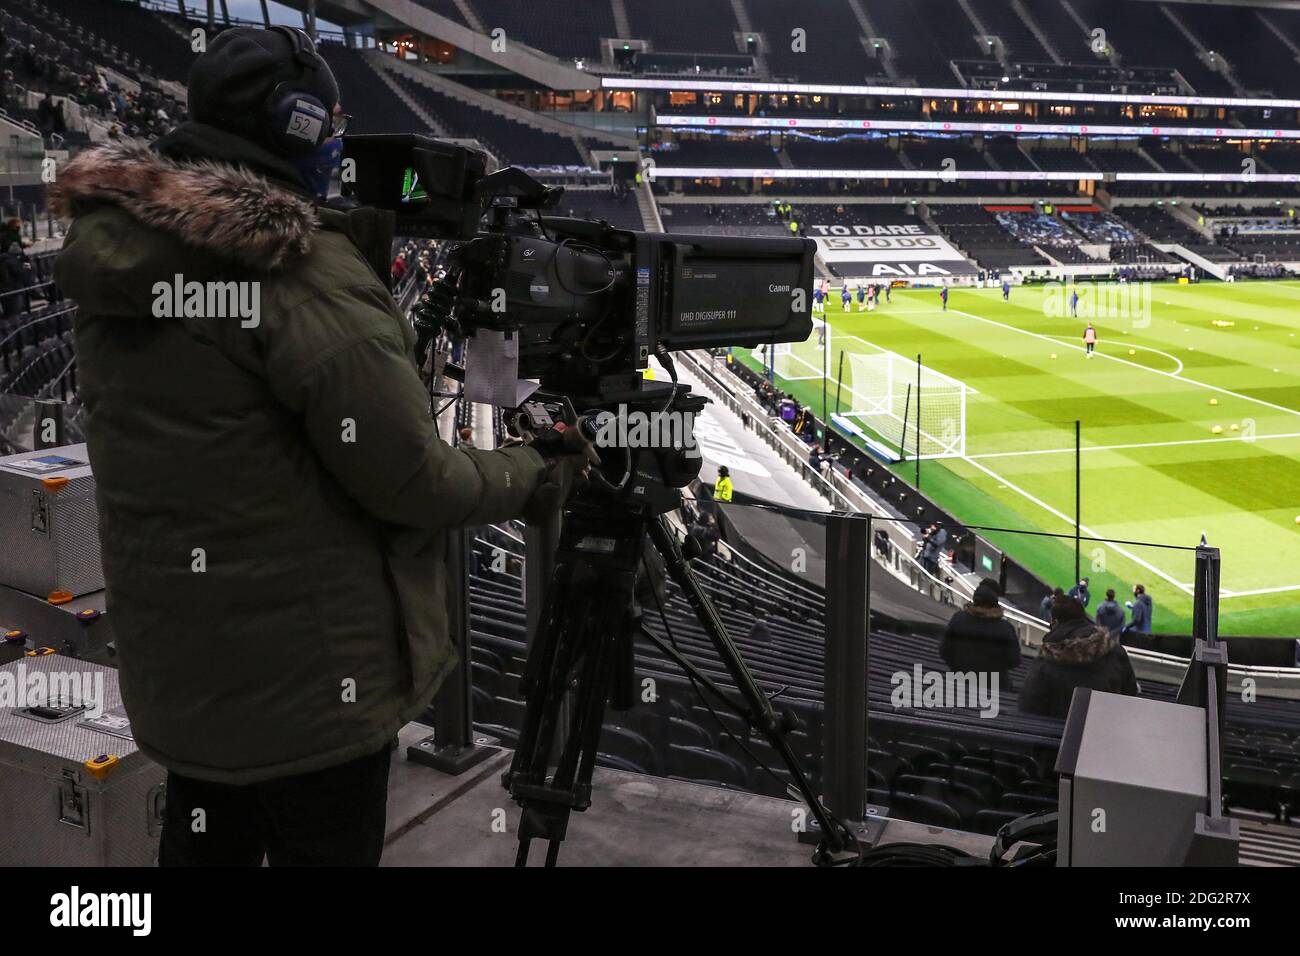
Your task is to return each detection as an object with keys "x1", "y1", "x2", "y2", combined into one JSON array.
[
  {"x1": 1068, "y1": 0, "x2": 1231, "y2": 95},
  {"x1": 985, "y1": 139, "x2": 1039, "y2": 173},
  {"x1": 662, "y1": 137, "x2": 778, "y2": 168},
  {"x1": 1085, "y1": 148, "x2": 1159, "y2": 174},
  {"x1": 901, "y1": 139, "x2": 990, "y2": 174},
  {"x1": 626, "y1": 0, "x2": 740, "y2": 56},
  {"x1": 785, "y1": 138, "x2": 902, "y2": 170},
  {"x1": 659, "y1": 203, "x2": 787, "y2": 235},
  {"x1": 28, "y1": 0, "x2": 194, "y2": 83},
  {"x1": 471, "y1": 0, "x2": 615, "y2": 62},
  {"x1": 743, "y1": 0, "x2": 881, "y2": 83},
  {"x1": 317, "y1": 45, "x2": 426, "y2": 136},
  {"x1": 1026, "y1": 0, "x2": 1094, "y2": 63},
  {"x1": 559, "y1": 189, "x2": 645, "y2": 230},
  {"x1": 967, "y1": 0, "x2": 1054, "y2": 63},
  {"x1": 1173, "y1": 3, "x2": 1292, "y2": 96},
  {"x1": 390, "y1": 74, "x2": 586, "y2": 166}
]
